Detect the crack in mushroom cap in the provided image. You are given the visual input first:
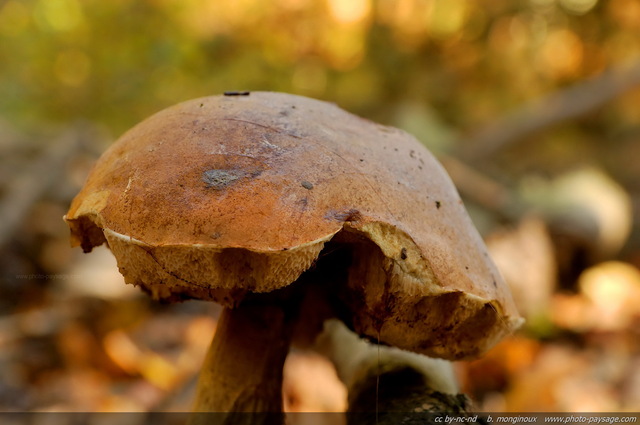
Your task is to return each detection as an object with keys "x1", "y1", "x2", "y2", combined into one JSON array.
[{"x1": 65, "y1": 92, "x2": 523, "y2": 360}]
